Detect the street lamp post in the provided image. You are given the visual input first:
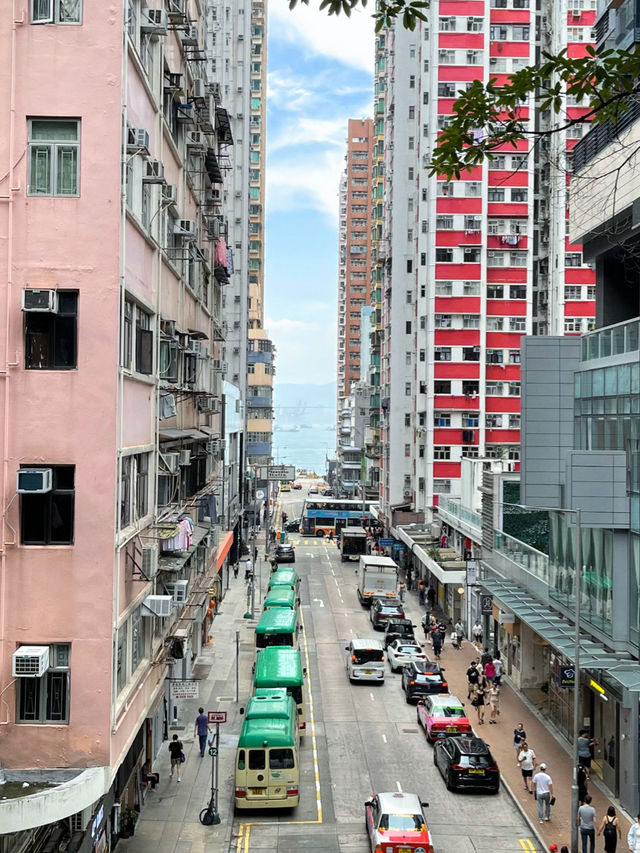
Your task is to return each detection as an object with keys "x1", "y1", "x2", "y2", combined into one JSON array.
[{"x1": 503, "y1": 502, "x2": 582, "y2": 853}]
